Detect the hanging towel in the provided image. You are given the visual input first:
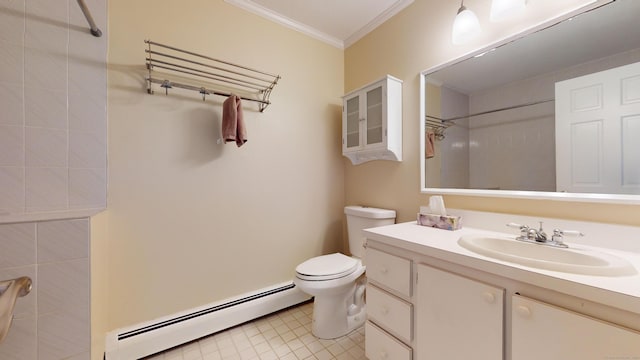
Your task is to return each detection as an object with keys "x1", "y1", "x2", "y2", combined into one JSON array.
[
  {"x1": 222, "y1": 94, "x2": 247, "y2": 147},
  {"x1": 425, "y1": 129, "x2": 435, "y2": 158}
]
